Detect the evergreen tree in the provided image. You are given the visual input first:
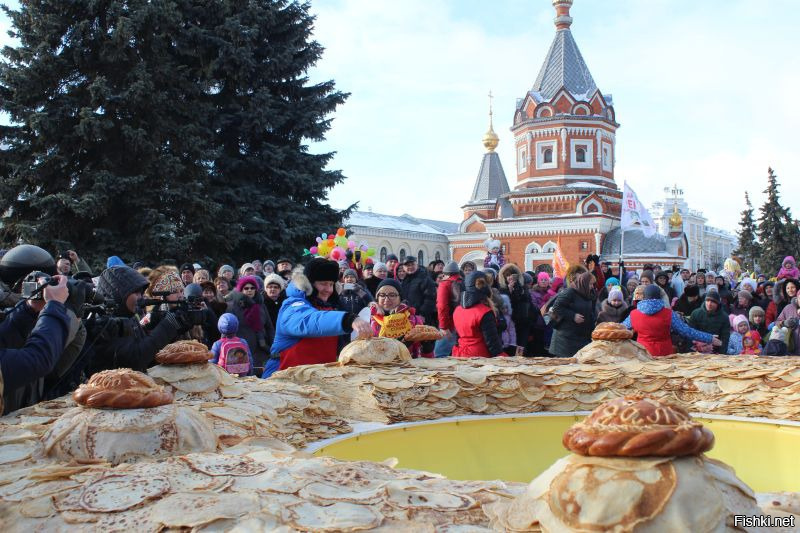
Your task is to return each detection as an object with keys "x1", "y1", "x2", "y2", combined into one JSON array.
[
  {"x1": 756, "y1": 168, "x2": 793, "y2": 274},
  {"x1": 734, "y1": 192, "x2": 759, "y2": 271},
  {"x1": 0, "y1": 0, "x2": 348, "y2": 267}
]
